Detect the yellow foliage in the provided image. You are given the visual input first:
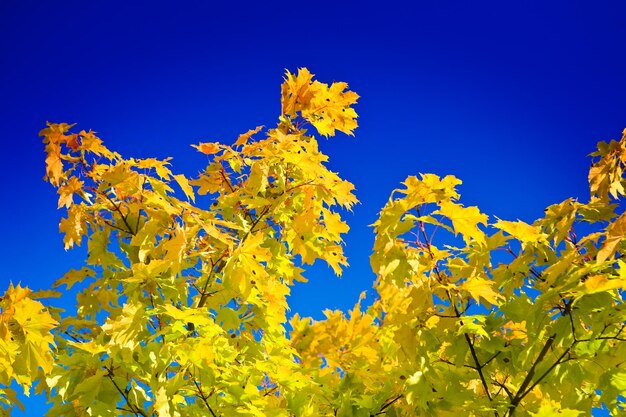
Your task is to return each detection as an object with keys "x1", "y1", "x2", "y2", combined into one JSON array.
[{"x1": 3, "y1": 70, "x2": 625, "y2": 417}]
